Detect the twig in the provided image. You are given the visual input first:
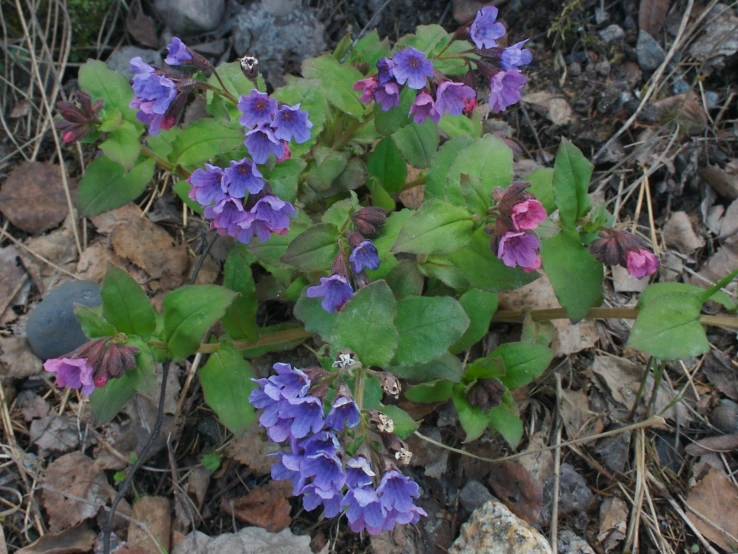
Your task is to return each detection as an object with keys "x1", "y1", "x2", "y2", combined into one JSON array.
[
  {"x1": 550, "y1": 374, "x2": 563, "y2": 554},
  {"x1": 190, "y1": 234, "x2": 218, "y2": 286},
  {"x1": 0, "y1": 226, "x2": 79, "y2": 280},
  {"x1": 625, "y1": 429, "x2": 645, "y2": 553}
]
